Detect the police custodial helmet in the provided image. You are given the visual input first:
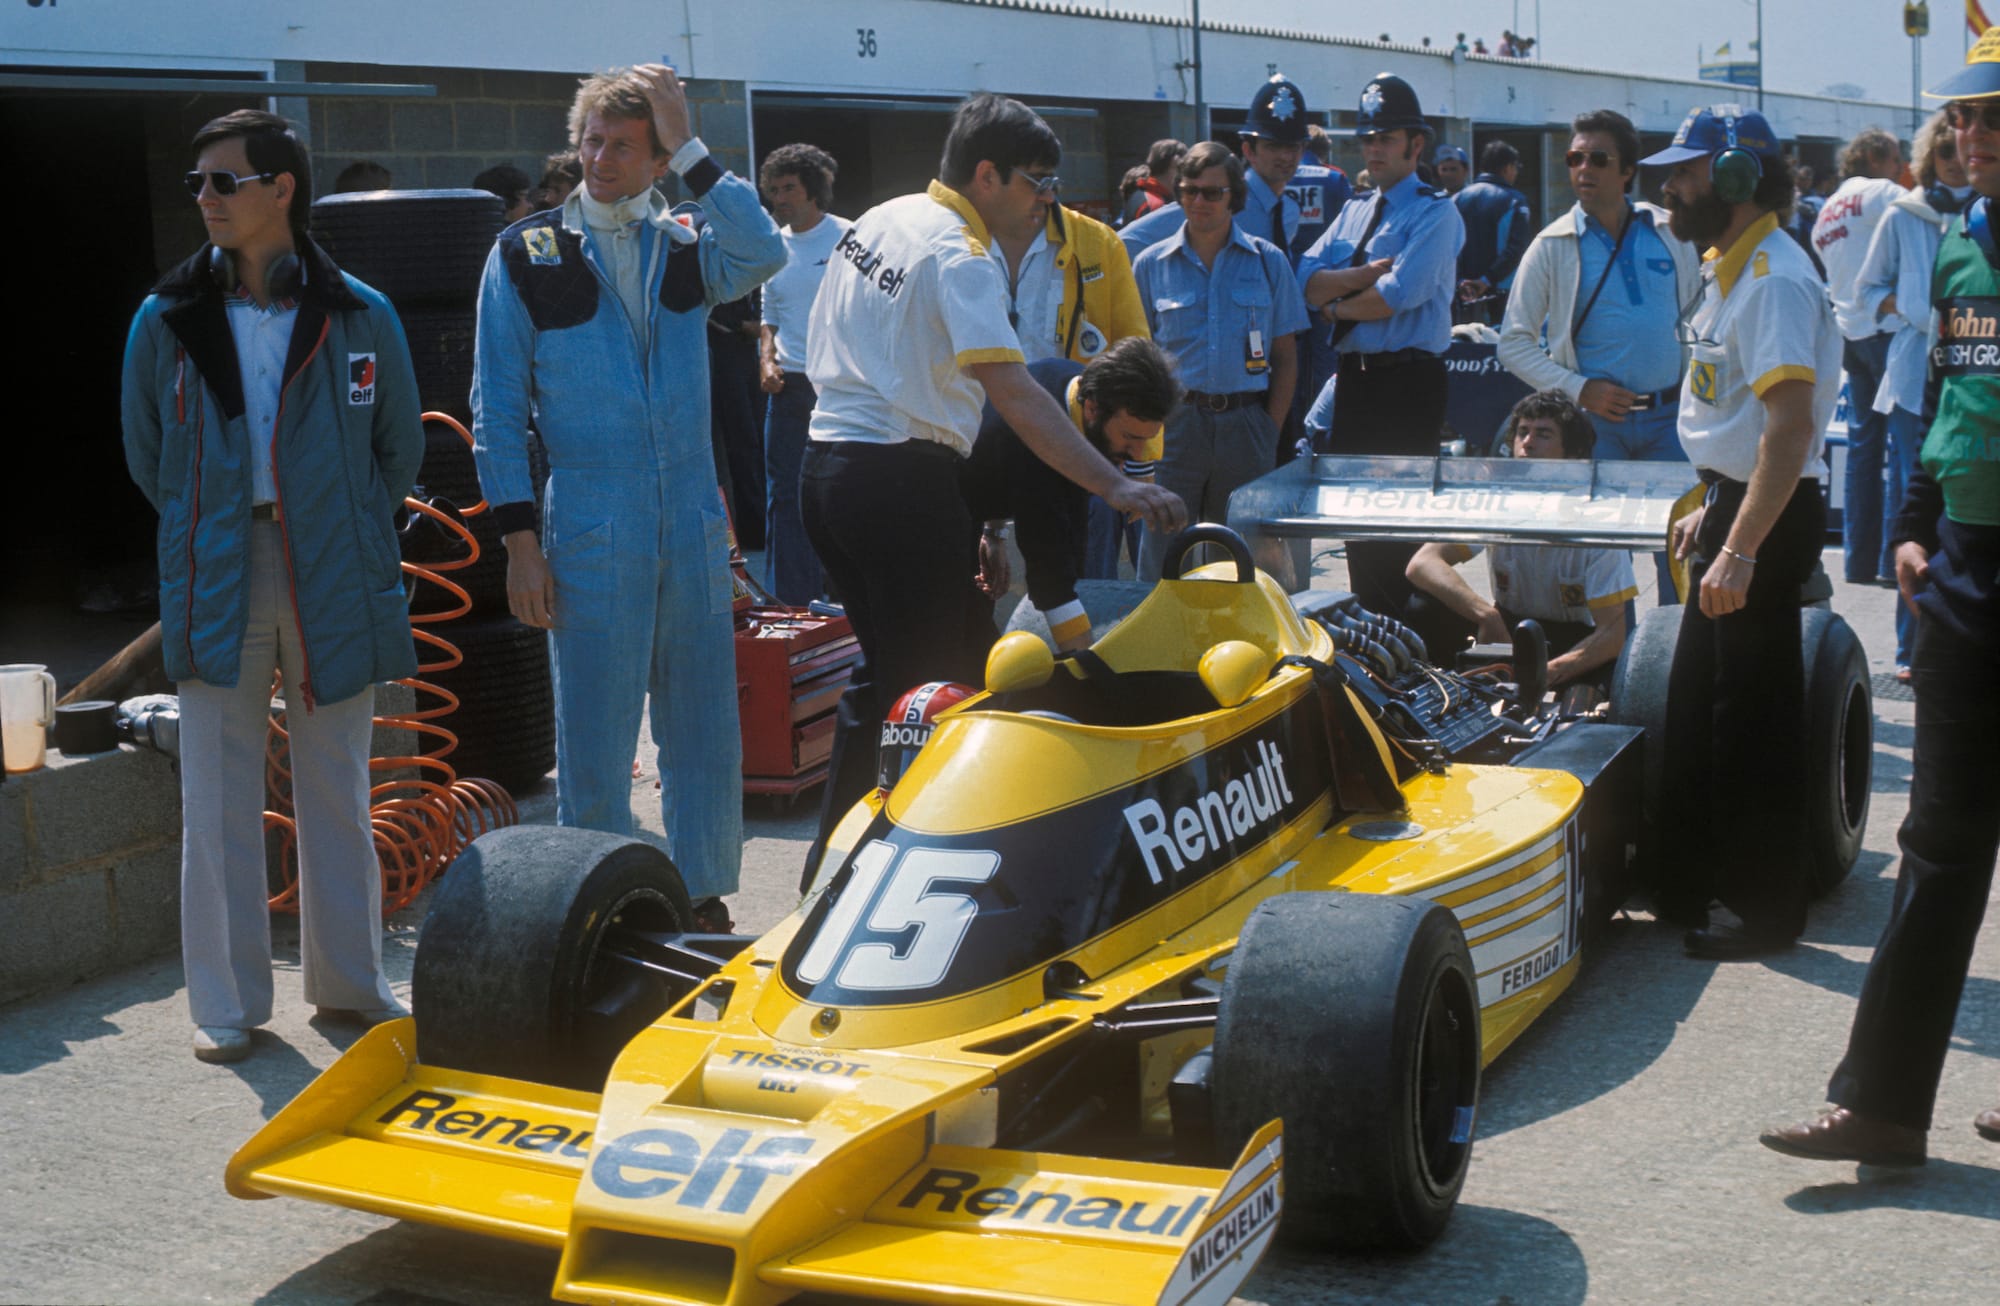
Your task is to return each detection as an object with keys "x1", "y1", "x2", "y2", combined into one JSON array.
[
  {"x1": 1240, "y1": 74, "x2": 1311, "y2": 145},
  {"x1": 1354, "y1": 73, "x2": 1429, "y2": 137},
  {"x1": 877, "y1": 681, "x2": 977, "y2": 792}
]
